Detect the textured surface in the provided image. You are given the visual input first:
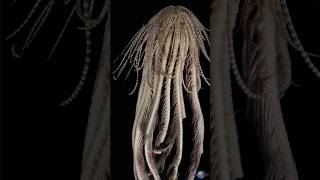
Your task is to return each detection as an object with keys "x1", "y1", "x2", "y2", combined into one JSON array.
[
  {"x1": 239, "y1": 0, "x2": 298, "y2": 179},
  {"x1": 210, "y1": 0, "x2": 243, "y2": 179}
]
